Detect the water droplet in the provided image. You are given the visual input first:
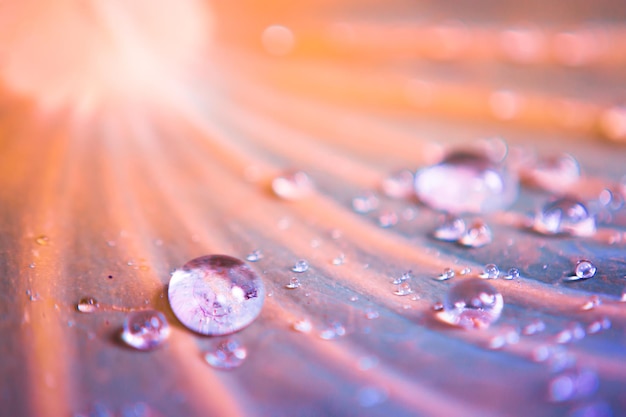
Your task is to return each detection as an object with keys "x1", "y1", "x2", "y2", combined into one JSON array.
[
  {"x1": 392, "y1": 270, "x2": 412, "y2": 285},
  {"x1": 522, "y1": 319, "x2": 546, "y2": 335},
  {"x1": 555, "y1": 322, "x2": 586, "y2": 343},
  {"x1": 168, "y1": 255, "x2": 265, "y2": 336},
  {"x1": 365, "y1": 309, "x2": 379, "y2": 320},
  {"x1": 352, "y1": 193, "x2": 379, "y2": 214},
  {"x1": 581, "y1": 295, "x2": 601, "y2": 311},
  {"x1": 393, "y1": 282, "x2": 413, "y2": 296},
  {"x1": 382, "y1": 169, "x2": 415, "y2": 199},
  {"x1": 77, "y1": 297, "x2": 99, "y2": 313},
  {"x1": 204, "y1": 339, "x2": 247, "y2": 370},
  {"x1": 433, "y1": 215, "x2": 466, "y2": 241},
  {"x1": 458, "y1": 220, "x2": 493, "y2": 248},
  {"x1": 459, "y1": 267, "x2": 471, "y2": 275},
  {"x1": 35, "y1": 235, "x2": 49, "y2": 246},
  {"x1": 349, "y1": 295, "x2": 359, "y2": 302},
  {"x1": 439, "y1": 279, "x2": 504, "y2": 329},
  {"x1": 432, "y1": 302, "x2": 444, "y2": 311},
  {"x1": 534, "y1": 197, "x2": 596, "y2": 236},
  {"x1": 262, "y1": 25, "x2": 295, "y2": 56},
  {"x1": 480, "y1": 263, "x2": 500, "y2": 279},
  {"x1": 414, "y1": 151, "x2": 518, "y2": 213},
  {"x1": 435, "y1": 268, "x2": 455, "y2": 281},
  {"x1": 332, "y1": 254, "x2": 345, "y2": 266},
  {"x1": 245, "y1": 250, "x2": 263, "y2": 262},
  {"x1": 548, "y1": 369, "x2": 599, "y2": 402},
  {"x1": 271, "y1": 171, "x2": 314, "y2": 200},
  {"x1": 291, "y1": 259, "x2": 309, "y2": 273},
  {"x1": 121, "y1": 310, "x2": 170, "y2": 351},
  {"x1": 377, "y1": 210, "x2": 398, "y2": 228},
  {"x1": 292, "y1": 319, "x2": 312, "y2": 333},
  {"x1": 503, "y1": 267, "x2": 520, "y2": 280},
  {"x1": 564, "y1": 260, "x2": 597, "y2": 282},
  {"x1": 587, "y1": 317, "x2": 611, "y2": 334},
  {"x1": 285, "y1": 277, "x2": 301, "y2": 289}
]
